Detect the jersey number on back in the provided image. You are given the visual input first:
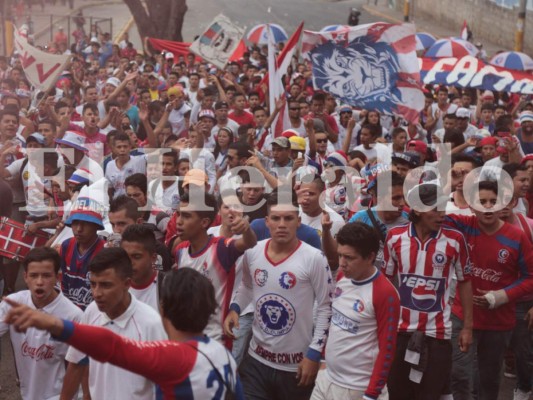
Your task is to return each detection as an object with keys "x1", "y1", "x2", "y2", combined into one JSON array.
[{"x1": 206, "y1": 363, "x2": 233, "y2": 400}]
